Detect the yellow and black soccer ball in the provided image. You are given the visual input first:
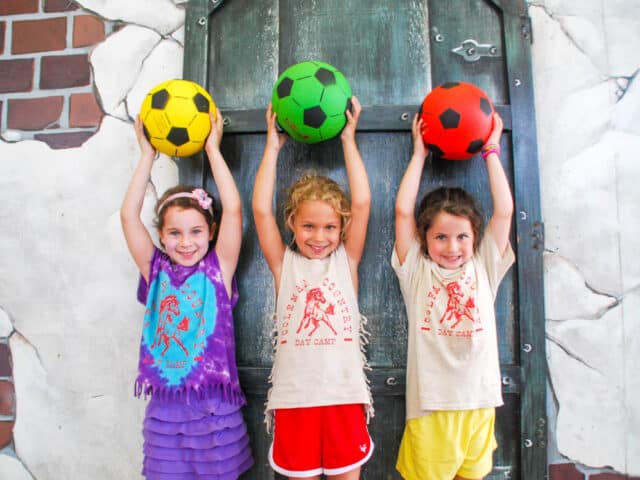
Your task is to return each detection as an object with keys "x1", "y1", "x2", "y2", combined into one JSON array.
[{"x1": 140, "y1": 79, "x2": 215, "y2": 157}]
